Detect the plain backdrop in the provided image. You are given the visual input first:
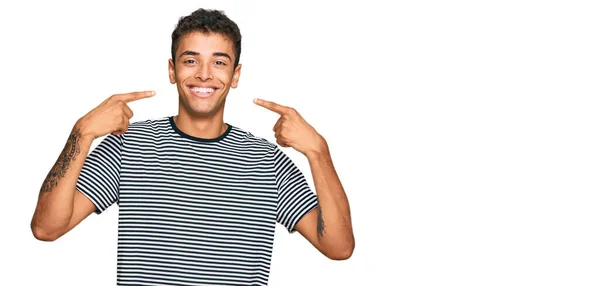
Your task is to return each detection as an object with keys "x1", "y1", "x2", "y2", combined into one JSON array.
[{"x1": 1, "y1": 0, "x2": 599, "y2": 285}]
